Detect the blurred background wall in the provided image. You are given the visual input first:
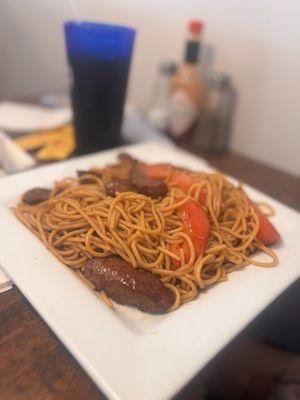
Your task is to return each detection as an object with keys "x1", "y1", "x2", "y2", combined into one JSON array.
[{"x1": 0, "y1": 0, "x2": 299, "y2": 177}]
